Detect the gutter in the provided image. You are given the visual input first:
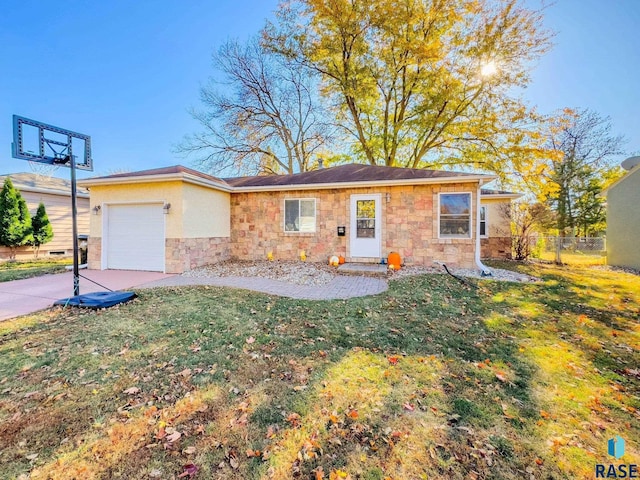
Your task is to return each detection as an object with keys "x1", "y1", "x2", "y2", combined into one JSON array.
[
  {"x1": 78, "y1": 172, "x2": 235, "y2": 192},
  {"x1": 12, "y1": 186, "x2": 90, "y2": 198},
  {"x1": 230, "y1": 175, "x2": 497, "y2": 192},
  {"x1": 475, "y1": 184, "x2": 492, "y2": 276}
]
